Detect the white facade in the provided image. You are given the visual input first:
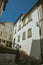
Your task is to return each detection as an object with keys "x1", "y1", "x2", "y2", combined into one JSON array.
[{"x1": 13, "y1": 5, "x2": 43, "y2": 59}]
